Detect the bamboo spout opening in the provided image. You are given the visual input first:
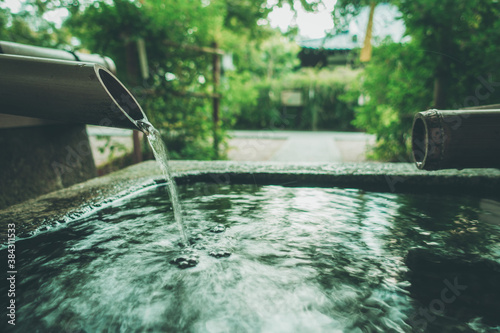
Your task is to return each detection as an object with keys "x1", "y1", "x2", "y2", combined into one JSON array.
[
  {"x1": 97, "y1": 68, "x2": 145, "y2": 123},
  {"x1": 0, "y1": 54, "x2": 148, "y2": 130},
  {"x1": 411, "y1": 109, "x2": 500, "y2": 170},
  {"x1": 412, "y1": 117, "x2": 427, "y2": 169}
]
